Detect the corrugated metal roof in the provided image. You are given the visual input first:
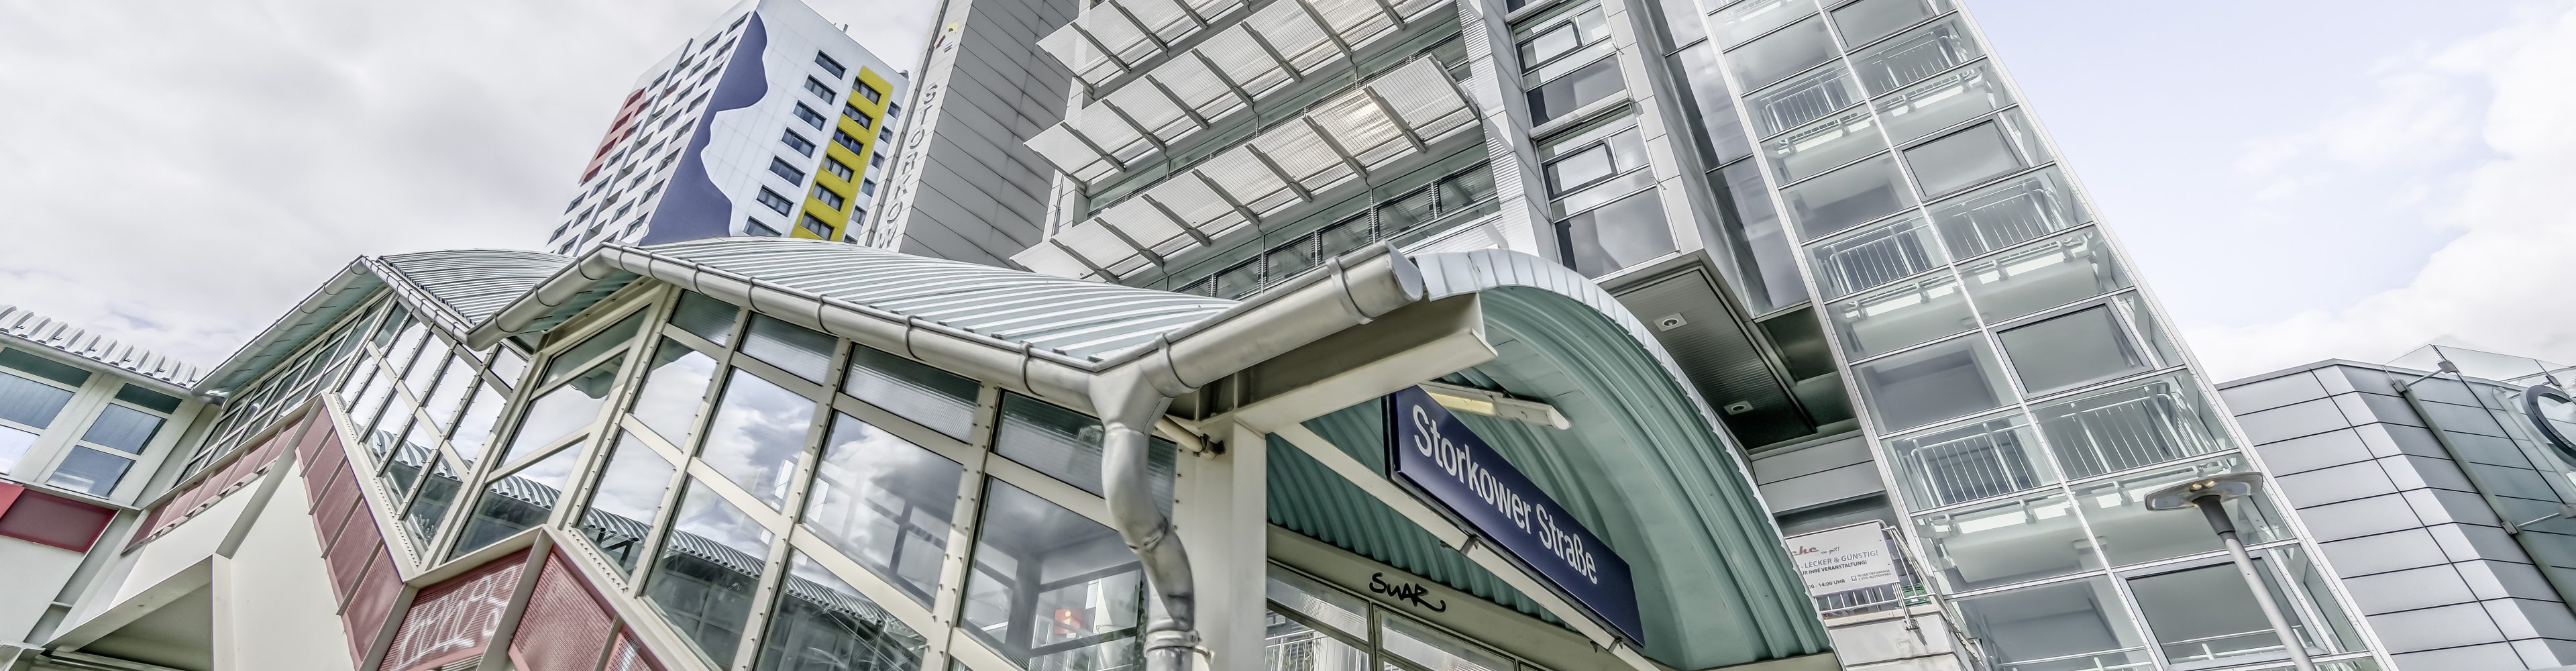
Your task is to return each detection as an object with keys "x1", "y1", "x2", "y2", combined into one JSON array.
[
  {"x1": 0, "y1": 304, "x2": 205, "y2": 387},
  {"x1": 535, "y1": 238, "x2": 1238, "y2": 363},
  {"x1": 193, "y1": 262, "x2": 380, "y2": 394},
  {"x1": 376, "y1": 249, "x2": 570, "y2": 334}
]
